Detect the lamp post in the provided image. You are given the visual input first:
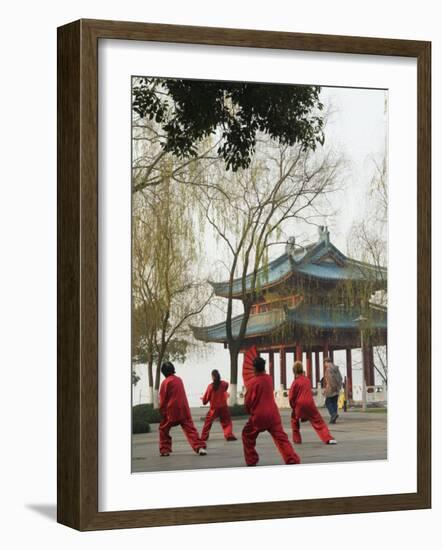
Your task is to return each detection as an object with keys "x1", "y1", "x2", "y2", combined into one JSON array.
[{"x1": 354, "y1": 315, "x2": 368, "y2": 412}]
